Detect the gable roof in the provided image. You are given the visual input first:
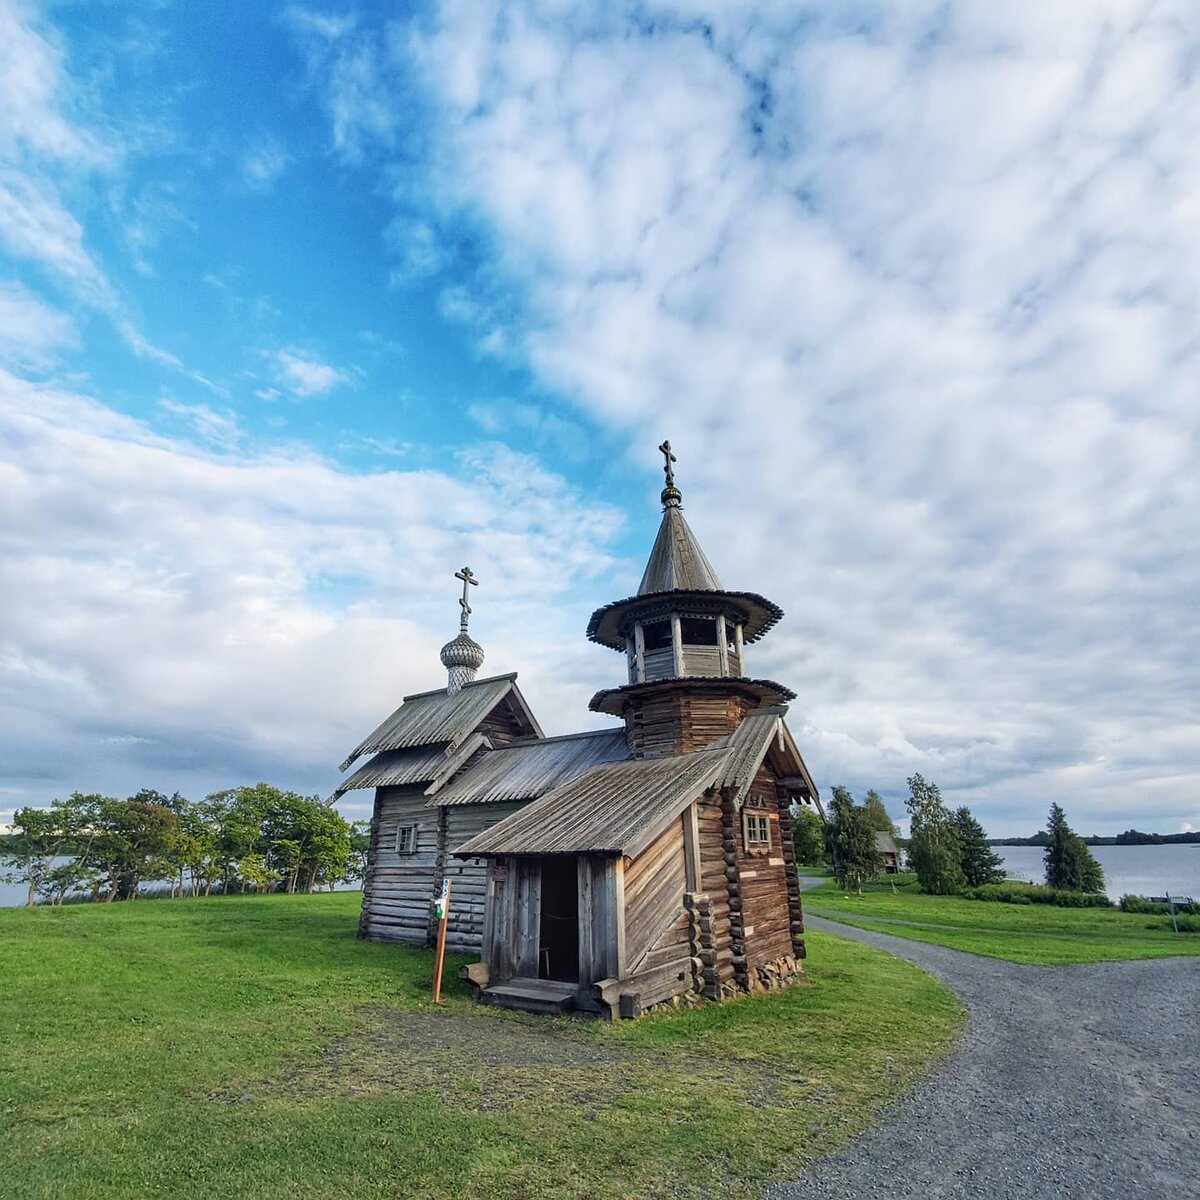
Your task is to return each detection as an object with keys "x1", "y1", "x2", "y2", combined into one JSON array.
[
  {"x1": 338, "y1": 673, "x2": 541, "y2": 773},
  {"x1": 332, "y1": 731, "x2": 491, "y2": 800},
  {"x1": 875, "y1": 831, "x2": 899, "y2": 855},
  {"x1": 638, "y1": 505, "x2": 723, "y2": 594},
  {"x1": 453, "y1": 745, "x2": 731, "y2": 859},
  {"x1": 432, "y1": 728, "x2": 629, "y2": 807}
]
